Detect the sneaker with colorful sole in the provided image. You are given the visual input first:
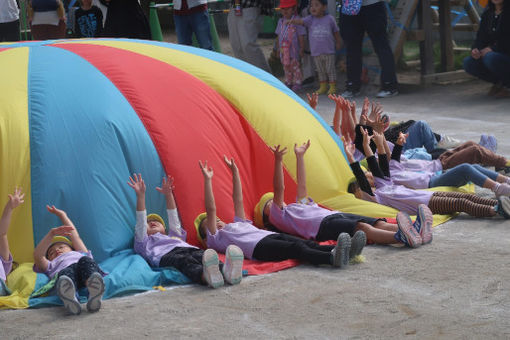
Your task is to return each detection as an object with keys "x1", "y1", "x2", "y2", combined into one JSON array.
[
  {"x1": 331, "y1": 233, "x2": 351, "y2": 268},
  {"x1": 222, "y1": 245, "x2": 244, "y2": 285},
  {"x1": 86, "y1": 272, "x2": 105, "y2": 313},
  {"x1": 415, "y1": 204, "x2": 433, "y2": 244},
  {"x1": 395, "y1": 212, "x2": 422, "y2": 248},
  {"x1": 202, "y1": 249, "x2": 224, "y2": 288},
  {"x1": 57, "y1": 275, "x2": 82, "y2": 315}
]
